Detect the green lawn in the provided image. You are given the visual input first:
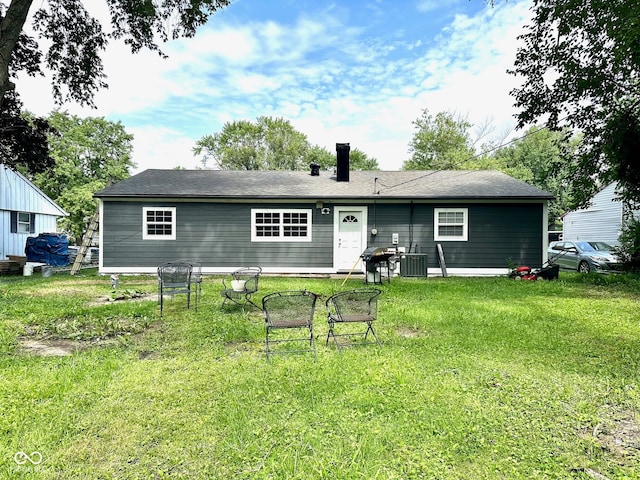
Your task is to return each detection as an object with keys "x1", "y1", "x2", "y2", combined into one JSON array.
[{"x1": 1, "y1": 270, "x2": 639, "y2": 479}]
